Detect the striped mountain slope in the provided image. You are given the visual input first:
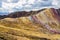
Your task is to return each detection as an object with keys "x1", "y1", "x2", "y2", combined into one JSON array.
[{"x1": 0, "y1": 8, "x2": 60, "y2": 40}]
